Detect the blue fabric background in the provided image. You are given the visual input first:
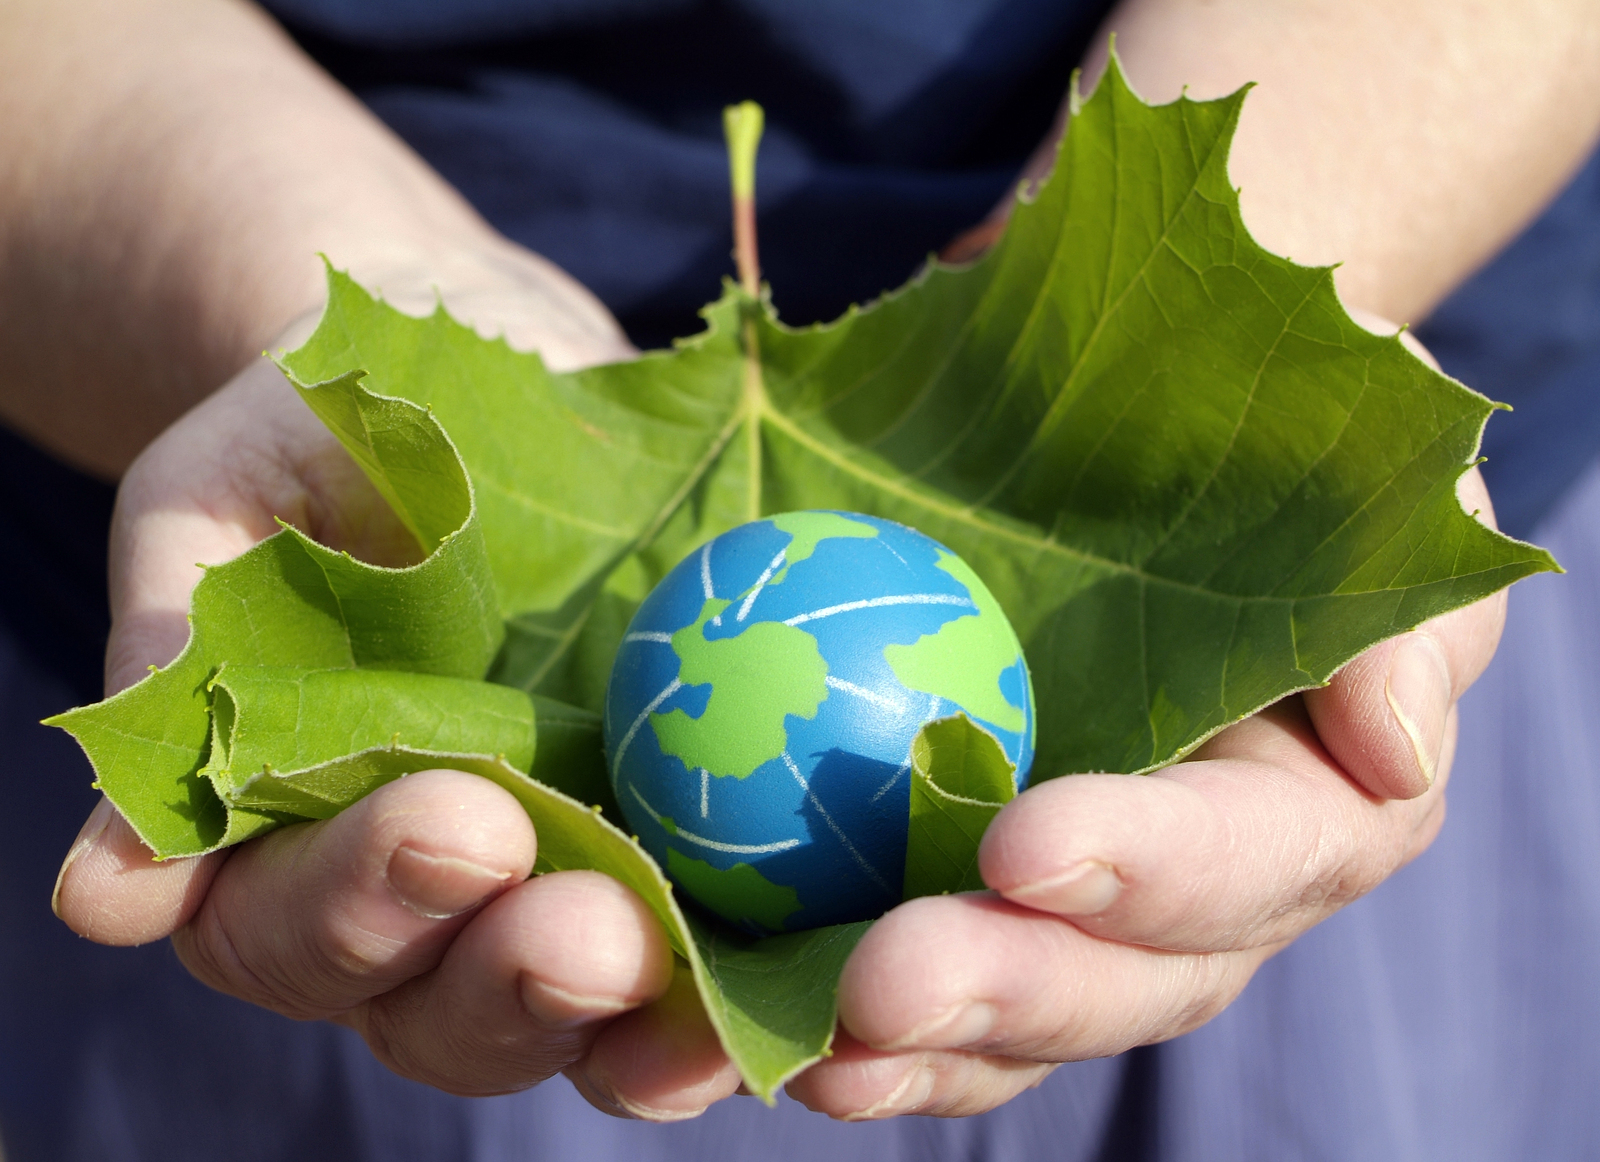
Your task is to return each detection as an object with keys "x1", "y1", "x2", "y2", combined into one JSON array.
[{"x1": 3, "y1": 1, "x2": 1599, "y2": 1157}]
